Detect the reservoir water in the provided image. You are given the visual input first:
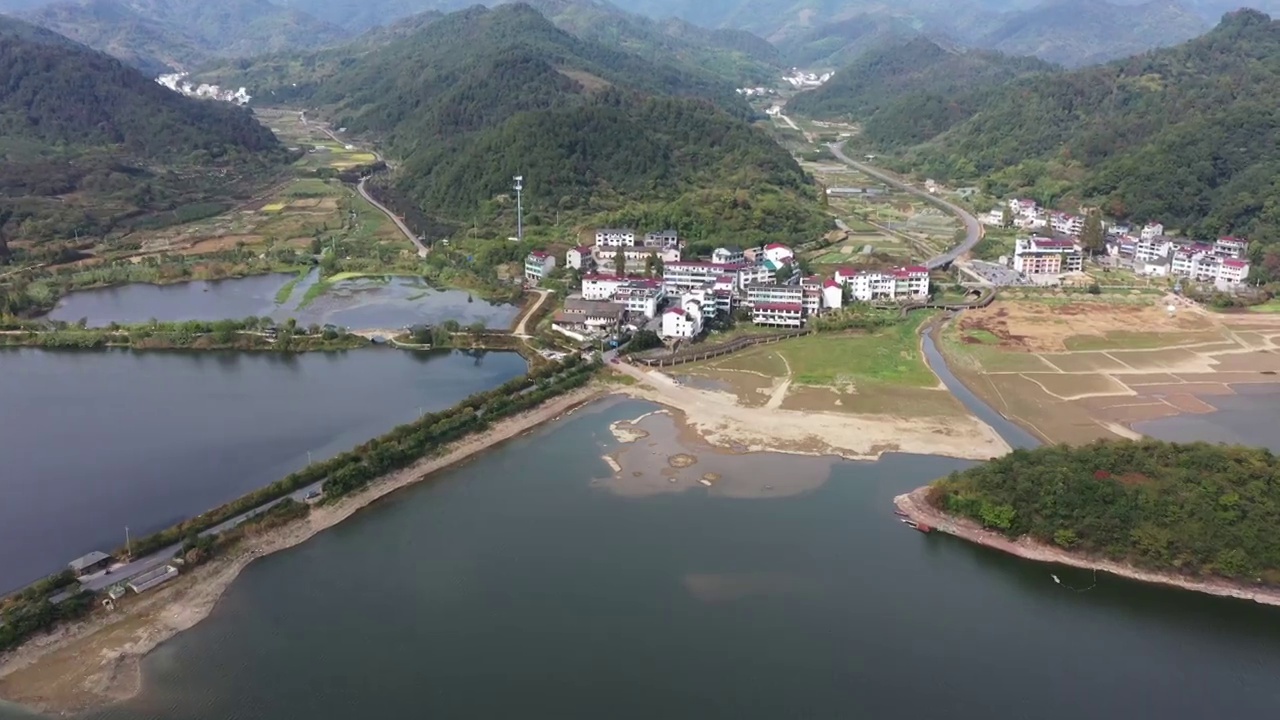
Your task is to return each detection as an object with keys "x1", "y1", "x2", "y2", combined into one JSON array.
[
  {"x1": 39, "y1": 398, "x2": 1280, "y2": 720},
  {"x1": 0, "y1": 347, "x2": 526, "y2": 592},
  {"x1": 45, "y1": 273, "x2": 519, "y2": 330}
]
